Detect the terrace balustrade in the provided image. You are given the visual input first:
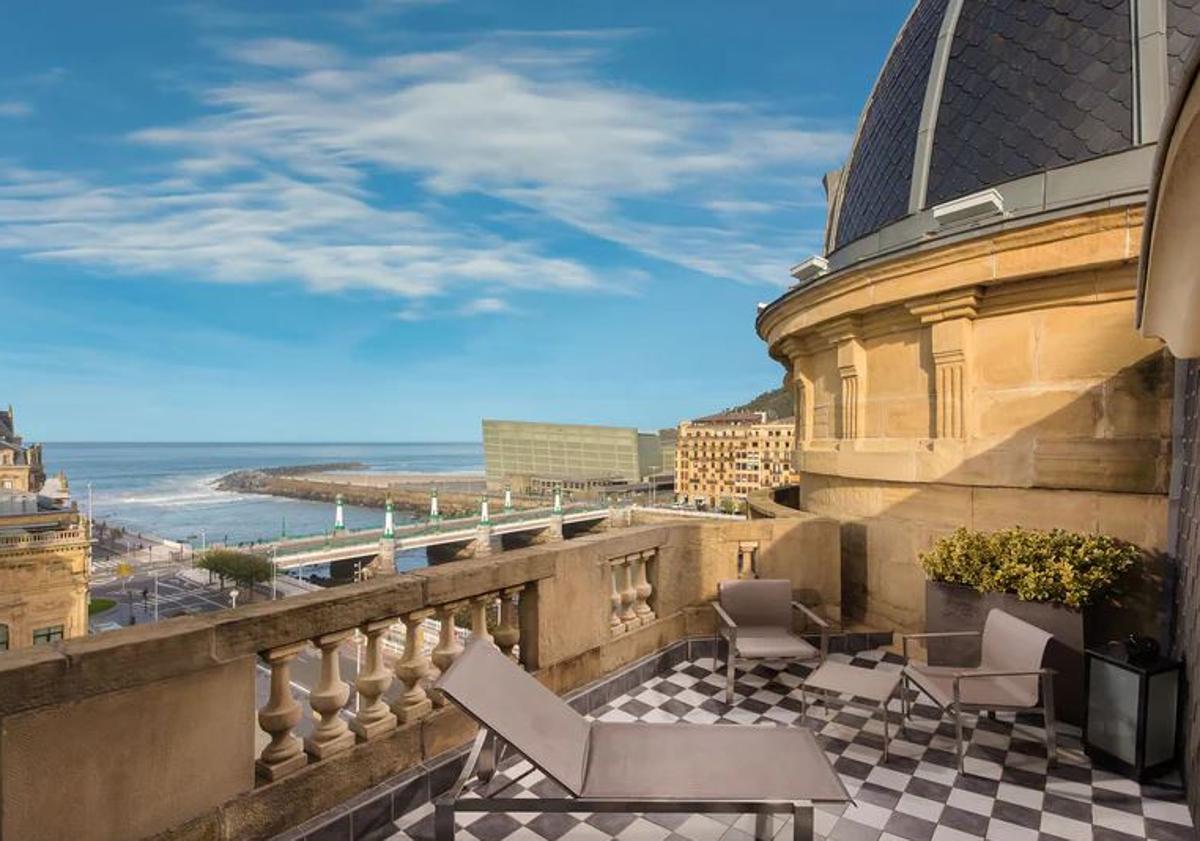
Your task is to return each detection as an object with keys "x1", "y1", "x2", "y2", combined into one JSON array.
[{"x1": 0, "y1": 512, "x2": 839, "y2": 841}]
